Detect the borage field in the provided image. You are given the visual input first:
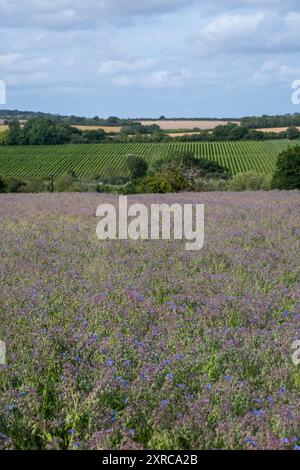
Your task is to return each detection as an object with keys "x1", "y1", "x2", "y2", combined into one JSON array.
[{"x1": 1, "y1": 191, "x2": 300, "y2": 450}]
